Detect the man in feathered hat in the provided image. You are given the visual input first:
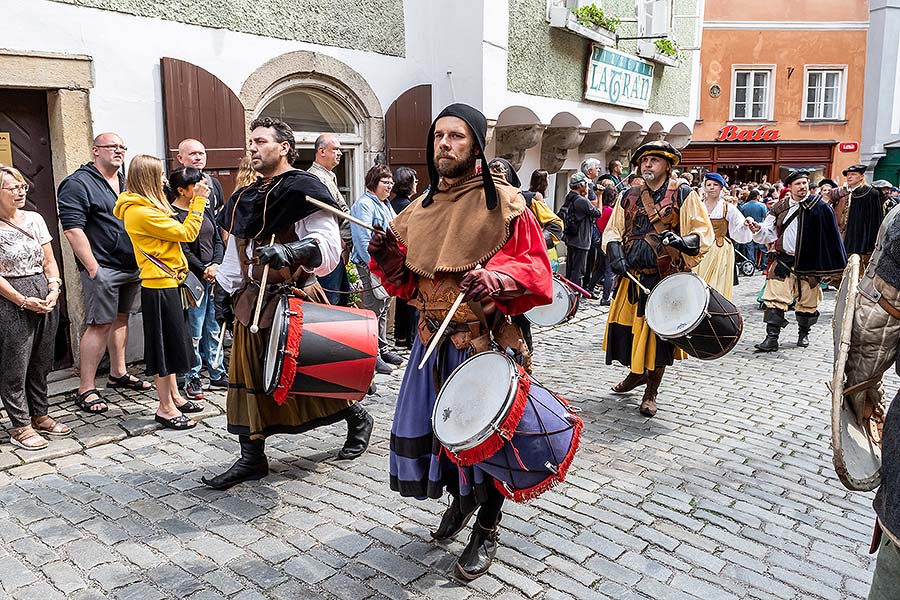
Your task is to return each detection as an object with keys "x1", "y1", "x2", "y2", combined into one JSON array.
[
  {"x1": 367, "y1": 103, "x2": 553, "y2": 581},
  {"x1": 602, "y1": 141, "x2": 713, "y2": 417},
  {"x1": 825, "y1": 164, "x2": 884, "y2": 270}
]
